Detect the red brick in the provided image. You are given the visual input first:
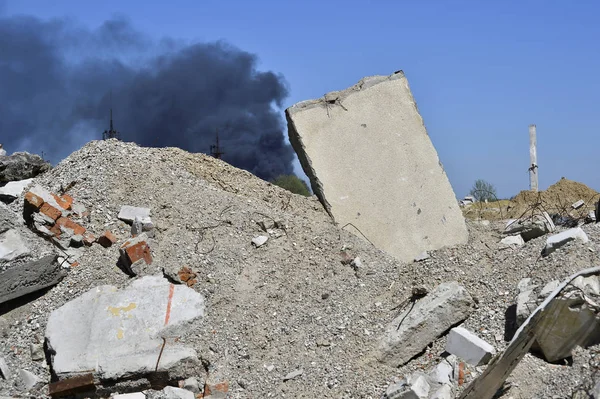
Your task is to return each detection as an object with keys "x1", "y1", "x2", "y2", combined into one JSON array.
[
  {"x1": 24, "y1": 191, "x2": 44, "y2": 210},
  {"x1": 40, "y1": 203, "x2": 62, "y2": 221},
  {"x1": 124, "y1": 241, "x2": 152, "y2": 265},
  {"x1": 97, "y1": 231, "x2": 117, "y2": 248},
  {"x1": 178, "y1": 266, "x2": 197, "y2": 287},
  {"x1": 49, "y1": 224, "x2": 62, "y2": 238},
  {"x1": 83, "y1": 232, "x2": 96, "y2": 247},
  {"x1": 52, "y1": 193, "x2": 74, "y2": 210},
  {"x1": 204, "y1": 381, "x2": 229, "y2": 397},
  {"x1": 55, "y1": 217, "x2": 86, "y2": 236}
]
